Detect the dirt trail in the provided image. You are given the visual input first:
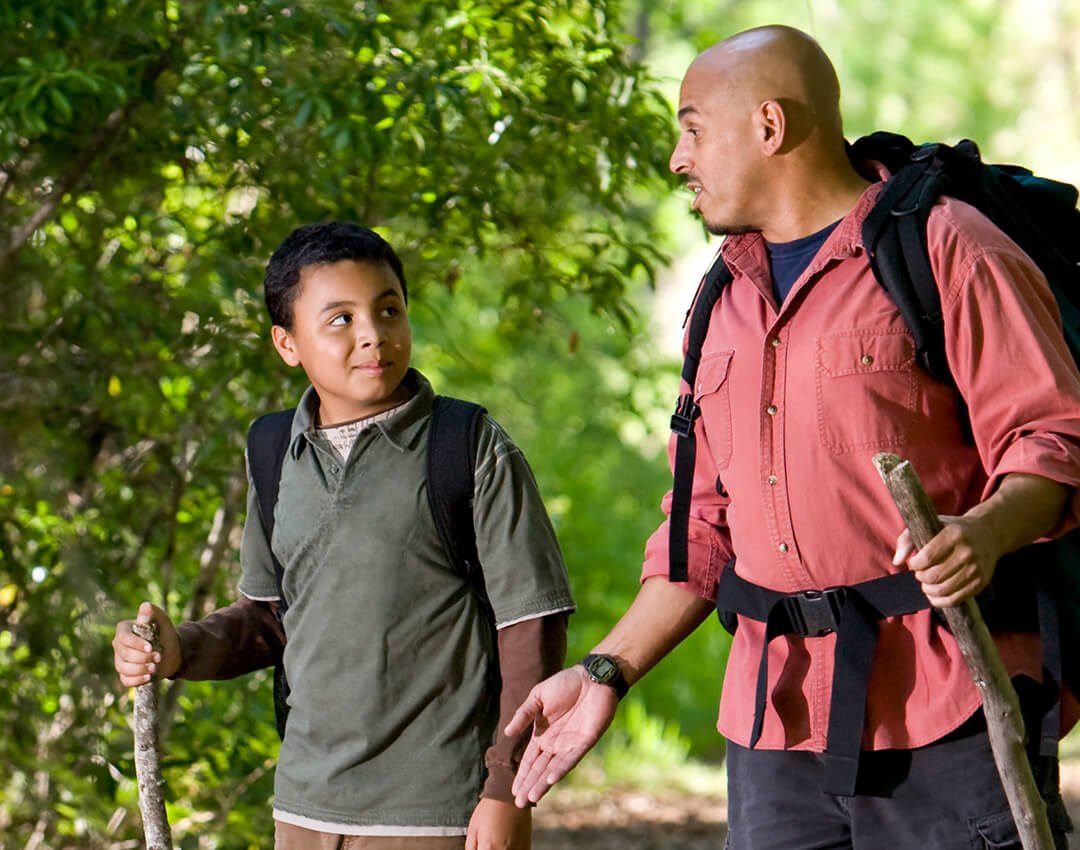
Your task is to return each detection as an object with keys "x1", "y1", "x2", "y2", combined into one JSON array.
[{"x1": 531, "y1": 764, "x2": 1080, "y2": 849}]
